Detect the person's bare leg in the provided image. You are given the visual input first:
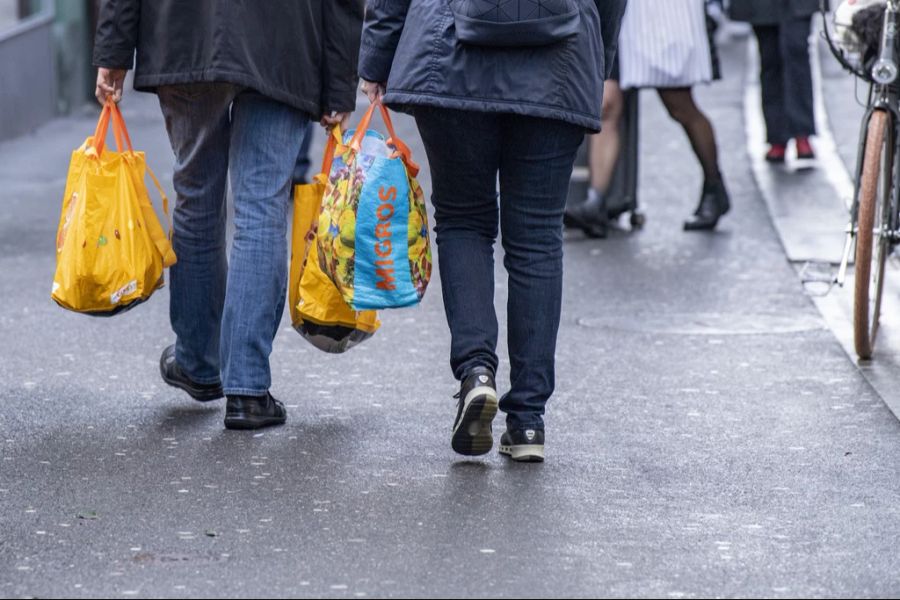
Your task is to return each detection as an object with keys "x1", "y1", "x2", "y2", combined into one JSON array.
[{"x1": 589, "y1": 80, "x2": 625, "y2": 193}]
